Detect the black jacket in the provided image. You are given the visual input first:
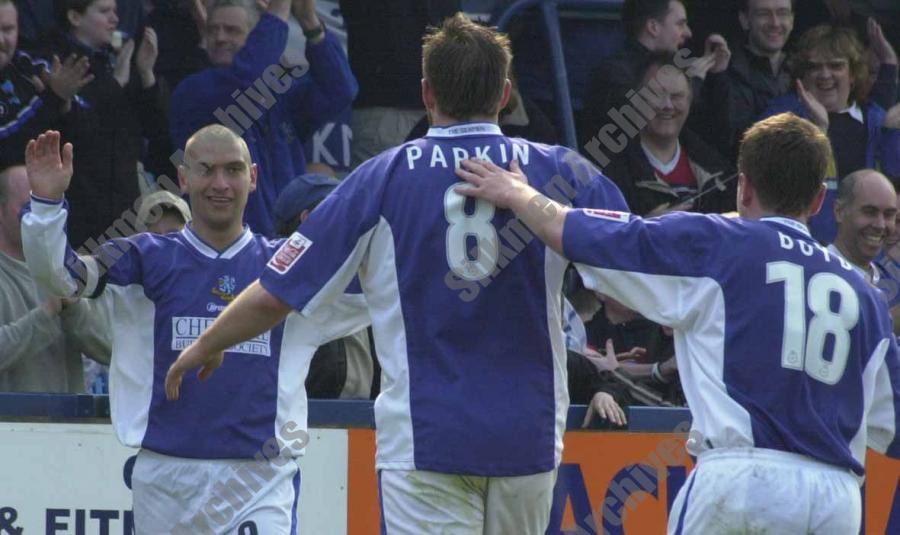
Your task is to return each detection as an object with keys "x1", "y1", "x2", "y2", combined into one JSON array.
[{"x1": 716, "y1": 43, "x2": 791, "y2": 160}]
